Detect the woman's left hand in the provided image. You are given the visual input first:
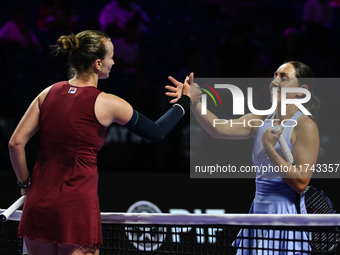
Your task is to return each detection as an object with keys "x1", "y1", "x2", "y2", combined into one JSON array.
[{"x1": 262, "y1": 126, "x2": 283, "y2": 151}]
